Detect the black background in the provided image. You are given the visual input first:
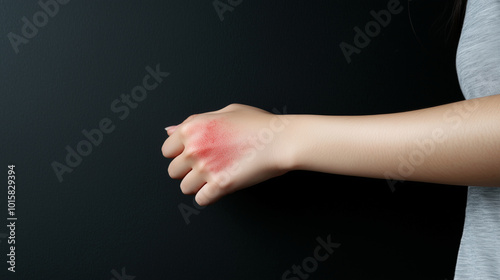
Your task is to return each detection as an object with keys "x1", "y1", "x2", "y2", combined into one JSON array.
[{"x1": 1, "y1": 0, "x2": 467, "y2": 279}]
